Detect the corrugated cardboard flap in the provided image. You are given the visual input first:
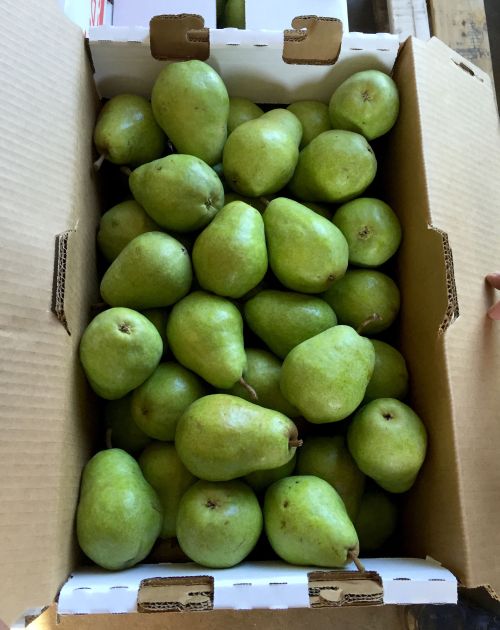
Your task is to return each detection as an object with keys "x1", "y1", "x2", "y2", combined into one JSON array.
[
  {"x1": 388, "y1": 37, "x2": 500, "y2": 593},
  {"x1": 0, "y1": 0, "x2": 101, "y2": 625}
]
